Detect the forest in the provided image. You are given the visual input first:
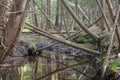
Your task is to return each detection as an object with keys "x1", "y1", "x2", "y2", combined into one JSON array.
[{"x1": 0, "y1": 0, "x2": 120, "y2": 80}]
